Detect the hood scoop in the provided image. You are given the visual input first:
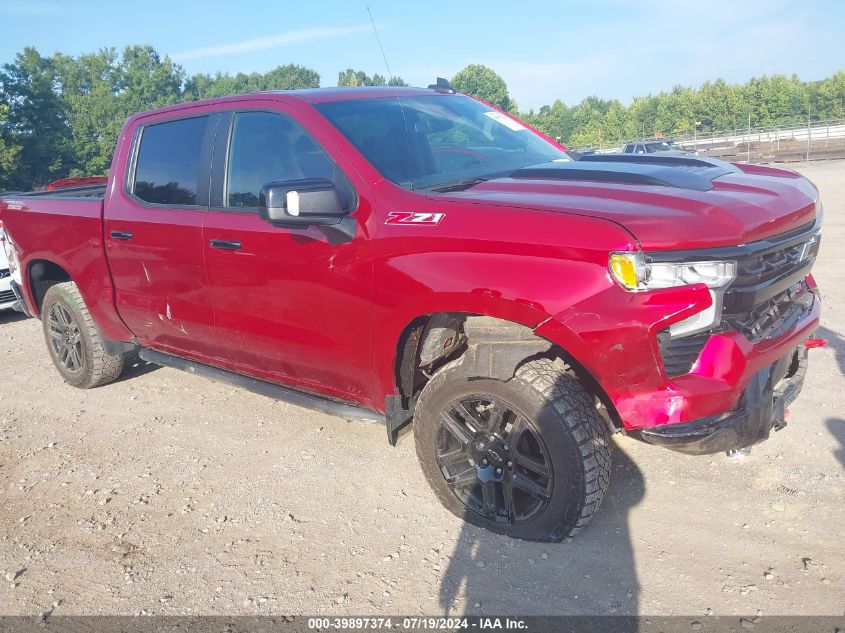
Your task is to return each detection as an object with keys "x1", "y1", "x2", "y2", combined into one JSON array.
[{"x1": 511, "y1": 154, "x2": 738, "y2": 192}]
